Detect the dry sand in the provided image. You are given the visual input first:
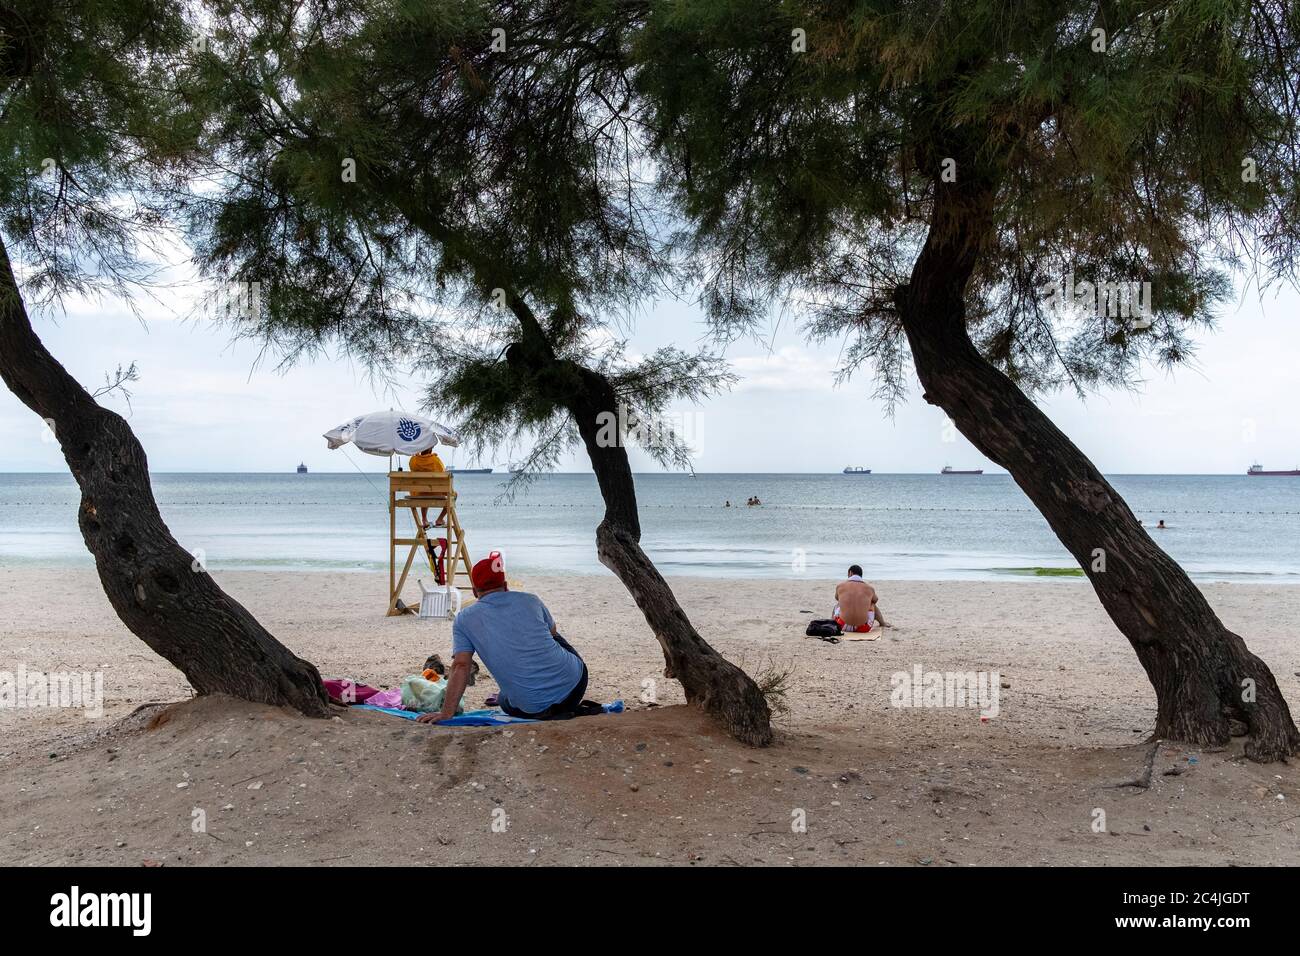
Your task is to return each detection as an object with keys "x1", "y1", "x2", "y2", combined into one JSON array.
[{"x1": 2, "y1": 567, "x2": 1298, "y2": 865}]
